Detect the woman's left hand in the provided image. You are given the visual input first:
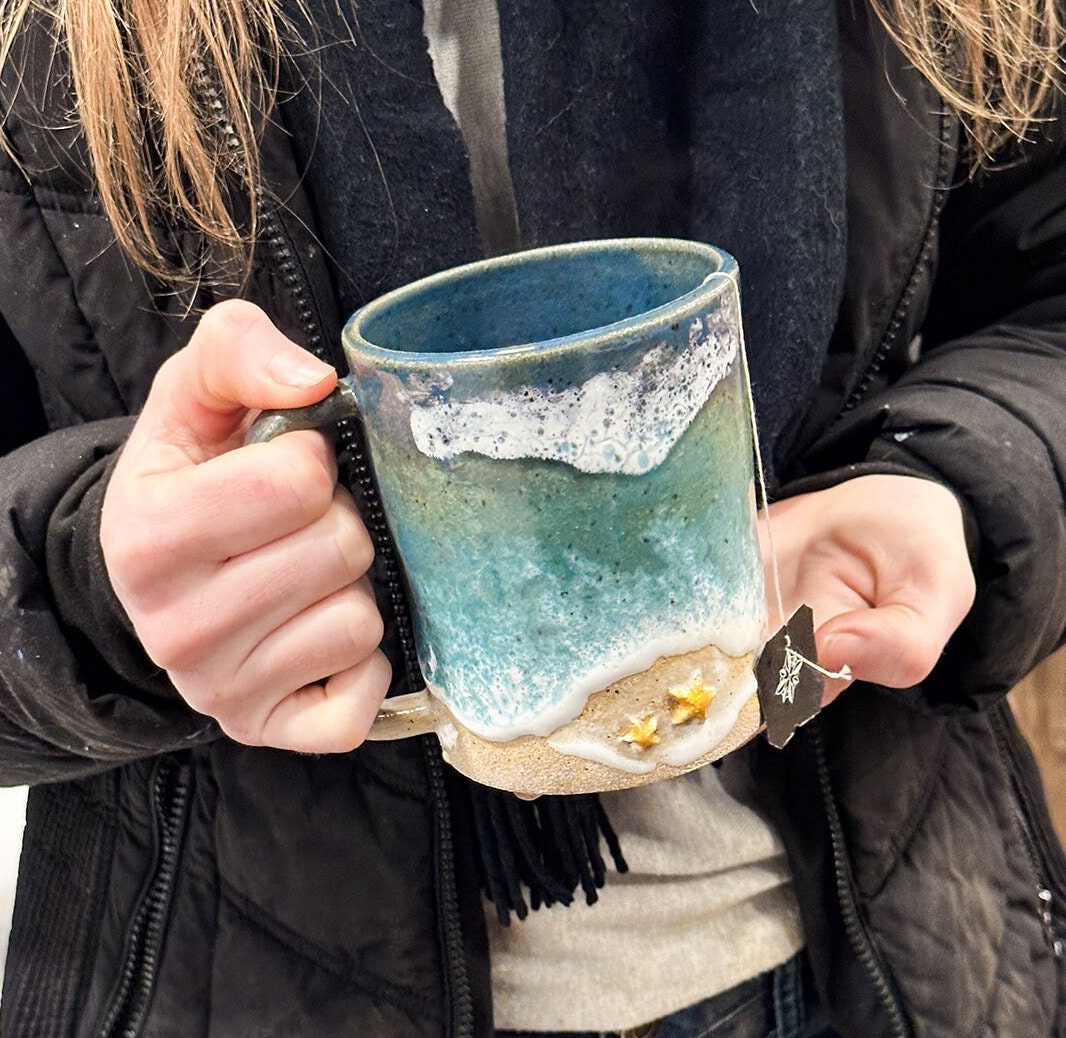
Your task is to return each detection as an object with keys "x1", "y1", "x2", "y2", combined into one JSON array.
[{"x1": 760, "y1": 474, "x2": 977, "y2": 705}]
